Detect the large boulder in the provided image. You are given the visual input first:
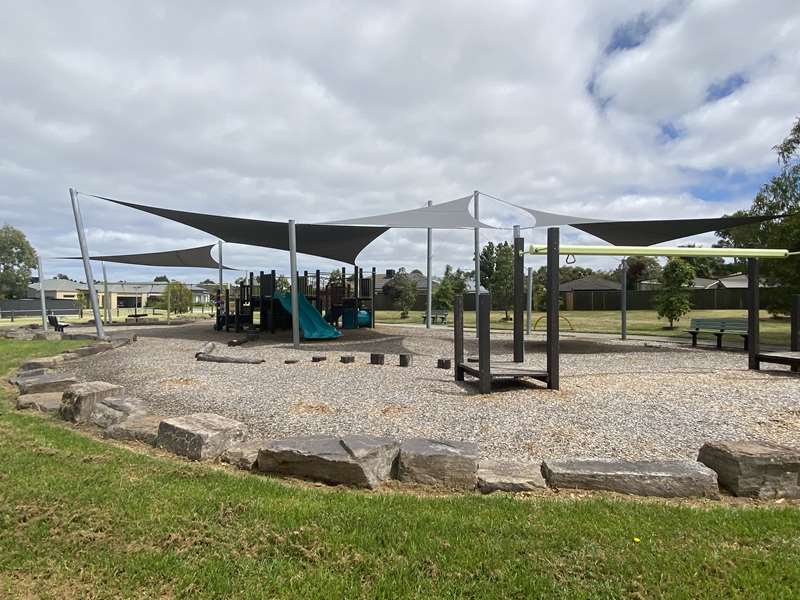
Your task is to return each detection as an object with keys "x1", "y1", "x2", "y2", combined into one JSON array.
[
  {"x1": 477, "y1": 459, "x2": 547, "y2": 494},
  {"x1": 71, "y1": 342, "x2": 113, "y2": 357},
  {"x1": 222, "y1": 439, "x2": 270, "y2": 471},
  {"x1": 104, "y1": 414, "x2": 164, "y2": 446},
  {"x1": 17, "y1": 373, "x2": 78, "y2": 395},
  {"x1": 397, "y1": 438, "x2": 479, "y2": 489},
  {"x1": 89, "y1": 397, "x2": 146, "y2": 428},
  {"x1": 19, "y1": 355, "x2": 64, "y2": 371},
  {"x1": 698, "y1": 440, "x2": 800, "y2": 499},
  {"x1": 15, "y1": 392, "x2": 63, "y2": 413},
  {"x1": 541, "y1": 458, "x2": 719, "y2": 499},
  {"x1": 156, "y1": 413, "x2": 247, "y2": 460},
  {"x1": 59, "y1": 381, "x2": 125, "y2": 423},
  {"x1": 33, "y1": 331, "x2": 62, "y2": 341},
  {"x1": 257, "y1": 435, "x2": 400, "y2": 489}
]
